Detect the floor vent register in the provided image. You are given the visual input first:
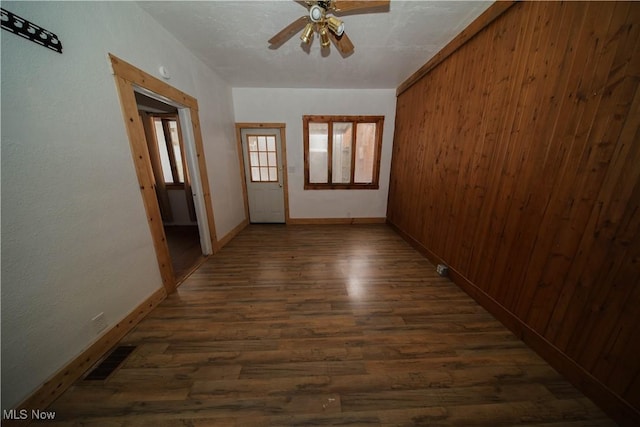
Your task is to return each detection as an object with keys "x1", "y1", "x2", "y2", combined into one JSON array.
[{"x1": 84, "y1": 345, "x2": 137, "y2": 381}]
